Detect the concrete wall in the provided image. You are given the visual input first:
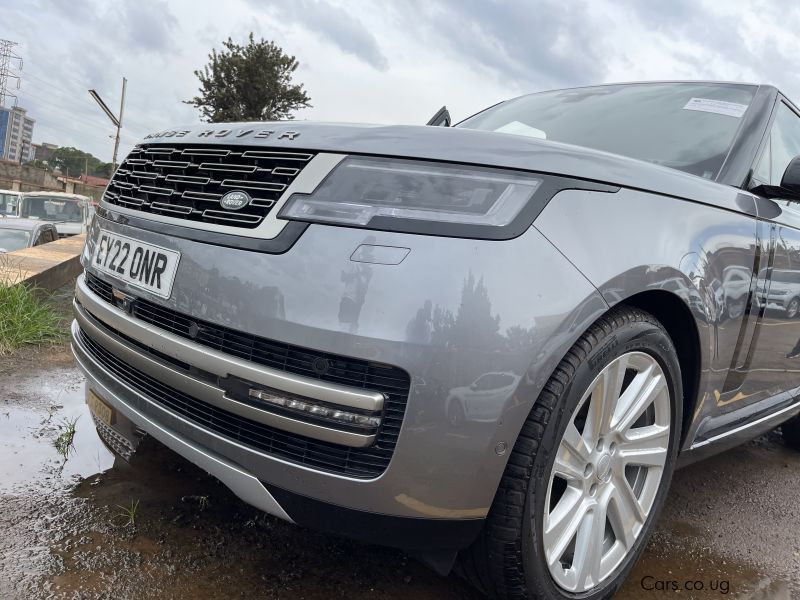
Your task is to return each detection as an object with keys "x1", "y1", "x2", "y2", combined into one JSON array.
[
  {"x1": 0, "y1": 234, "x2": 85, "y2": 291},
  {"x1": 0, "y1": 161, "x2": 106, "y2": 200}
]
